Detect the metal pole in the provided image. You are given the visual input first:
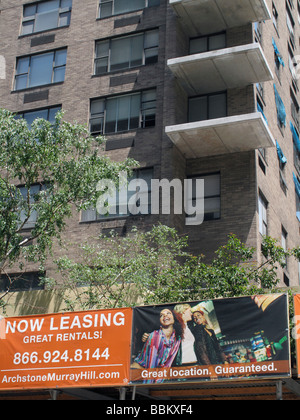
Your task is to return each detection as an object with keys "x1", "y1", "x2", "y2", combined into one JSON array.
[
  {"x1": 276, "y1": 380, "x2": 283, "y2": 400},
  {"x1": 119, "y1": 387, "x2": 127, "y2": 400}
]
